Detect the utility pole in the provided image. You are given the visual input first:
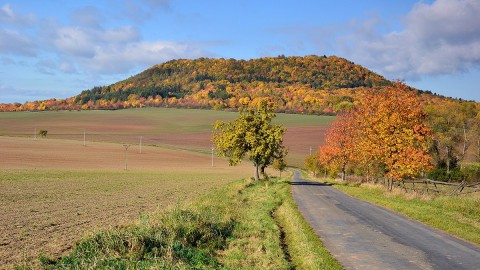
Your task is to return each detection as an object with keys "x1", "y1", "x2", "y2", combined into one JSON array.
[
  {"x1": 123, "y1": 144, "x2": 130, "y2": 170},
  {"x1": 139, "y1": 136, "x2": 143, "y2": 154},
  {"x1": 211, "y1": 146, "x2": 215, "y2": 167},
  {"x1": 83, "y1": 129, "x2": 86, "y2": 146}
]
